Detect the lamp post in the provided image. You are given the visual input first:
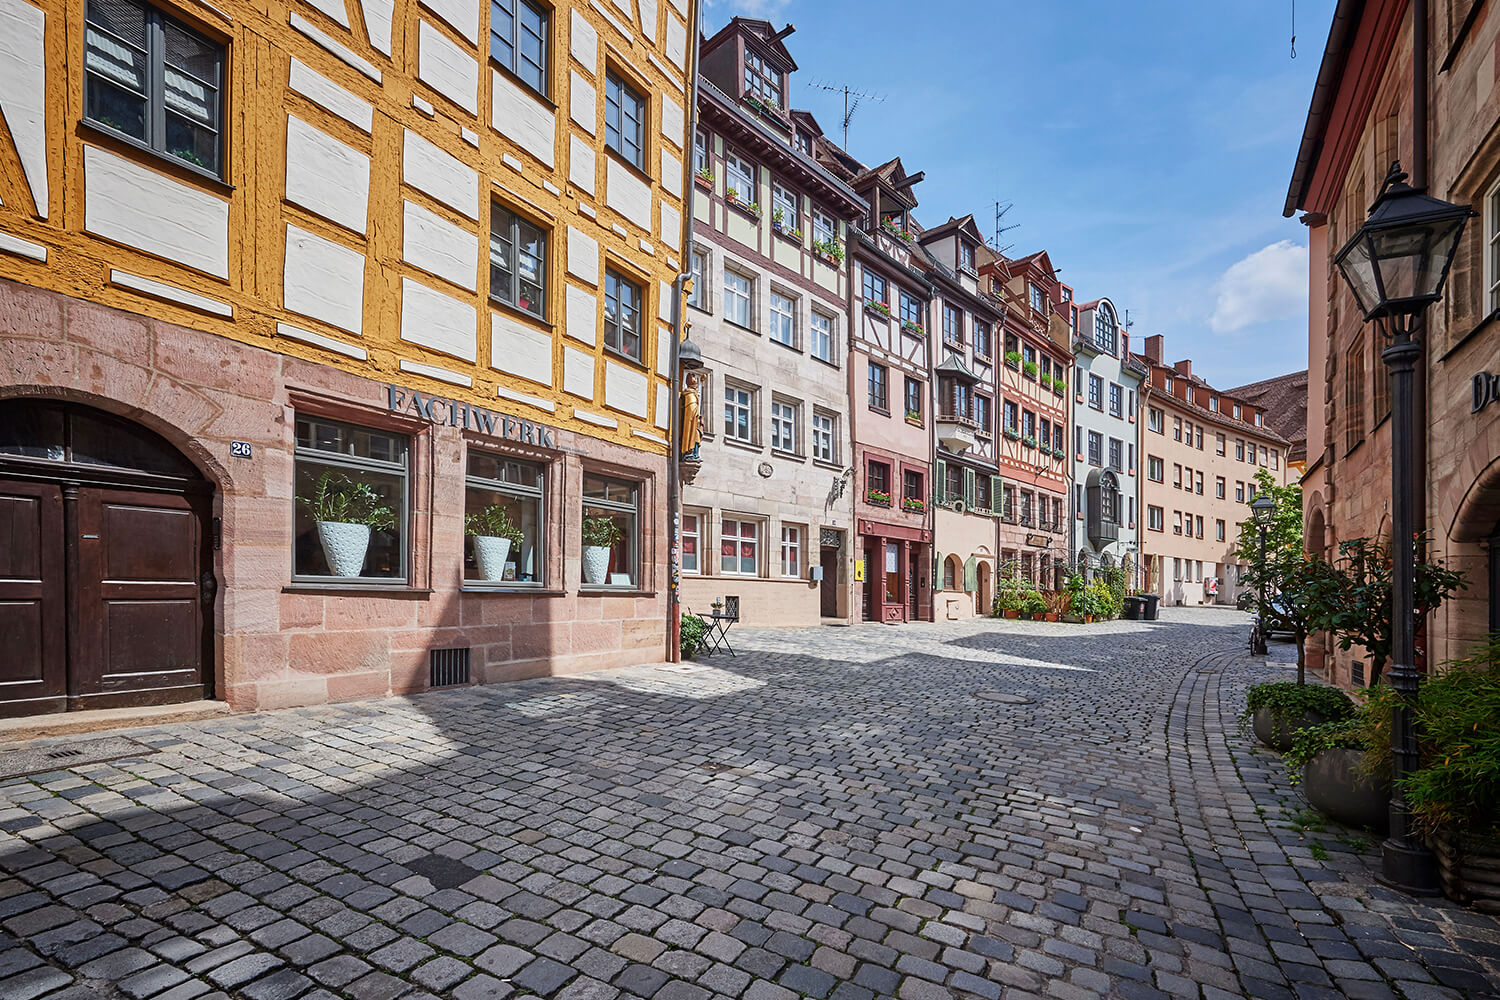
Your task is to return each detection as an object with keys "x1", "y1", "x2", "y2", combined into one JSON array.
[
  {"x1": 1249, "y1": 492, "x2": 1276, "y2": 655},
  {"x1": 1332, "y1": 161, "x2": 1475, "y2": 895}
]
